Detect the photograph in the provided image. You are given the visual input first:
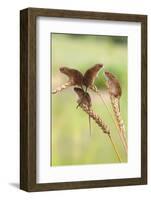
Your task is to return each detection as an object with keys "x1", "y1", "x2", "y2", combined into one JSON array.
[
  {"x1": 20, "y1": 7, "x2": 147, "y2": 192},
  {"x1": 51, "y1": 33, "x2": 128, "y2": 166}
]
